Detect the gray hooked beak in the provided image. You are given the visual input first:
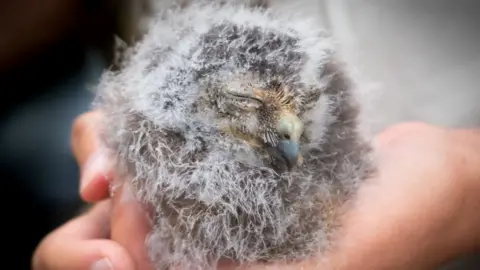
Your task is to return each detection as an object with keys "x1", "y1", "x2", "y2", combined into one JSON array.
[
  {"x1": 276, "y1": 113, "x2": 304, "y2": 169},
  {"x1": 277, "y1": 140, "x2": 301, "y2": 169}
]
